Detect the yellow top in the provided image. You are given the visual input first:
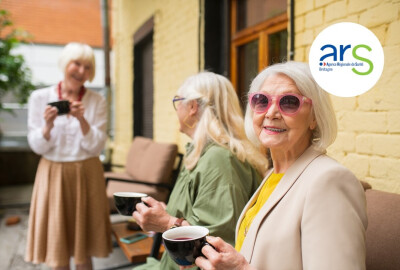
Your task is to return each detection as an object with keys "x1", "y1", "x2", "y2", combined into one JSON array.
[{"x1": 235, "y1": 173, "x2": 284, "y2": 251}]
